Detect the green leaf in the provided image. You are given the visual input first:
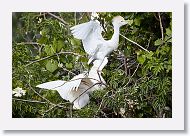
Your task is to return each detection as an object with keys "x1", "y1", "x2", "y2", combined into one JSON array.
[
  {"x1": 166, "y1": 28, "x2": 172, "y2": 36},
  {"x1": 70, "y1": 39, "x2": 81, "y2": 46},
  {"x1": 126, "y1": 19, "x2": 133, "y2": 26},
  {"x1": 56, "y1": 40, "x2": 64, "y2": 52},
  {"x1": 52, "y1": 39, "x2": 64, "y2": 52},
  {"x1": 134, "y1": 18, "x2": 141, "y2": 26},
  {"x1": 146, "y1": 51, "x2": 154, "y2": 59},
  {"x1": 45, "y1": 60, "x2": 58, "y2": 72},
  {"x1": 37, "y1": 36, "x2": 48, "y2": 44},
  {"x1": 44, "y1": 44, "x2": 55, "y2": 56},
  {"x1": 79, "y1": 57, "x2": 88, "y2": 62},
  {"x1": 66, "y1": 63, "x2": 73, "y2": 69},
  {"x1": 154, "y1": 39, "x2": 163, "y2": 46},
  {"x1": 137, "y1": 55, "x2": 146, "y2": 64}
]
